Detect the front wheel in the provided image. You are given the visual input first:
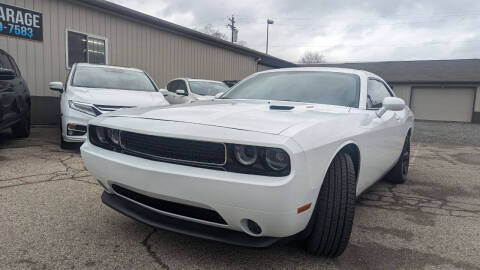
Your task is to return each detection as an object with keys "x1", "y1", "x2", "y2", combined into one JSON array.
[
  {"x1": 385, "y1": 135, "x2": 410, "y2": 184},
  {"x1": 305, "y1": 152, "x2": 356, "y2": 257},
  {"x1": 11, "y1": 110, "x2": 31, "y2": 138}
]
